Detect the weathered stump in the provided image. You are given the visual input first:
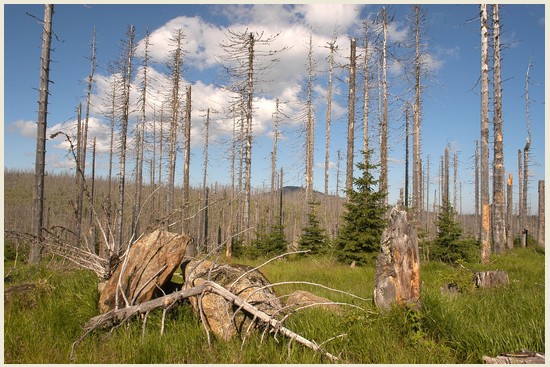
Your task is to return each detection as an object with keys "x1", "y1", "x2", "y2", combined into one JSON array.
[
  {"x1": 473, "y1": 270, "x2": 509, "y2": 288},
  {"x1": 98, "y1": 230, "x2": 192, "y2": 313},
  {"x1": 286, "y1": 290, "x2": 341, "y2": 314},
  {"x1": 374, "y1": 206, "x2": 421, "y2": 310},
  {"x1": 183, "y1": 259, "x2": 283, "y2": 340}
]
